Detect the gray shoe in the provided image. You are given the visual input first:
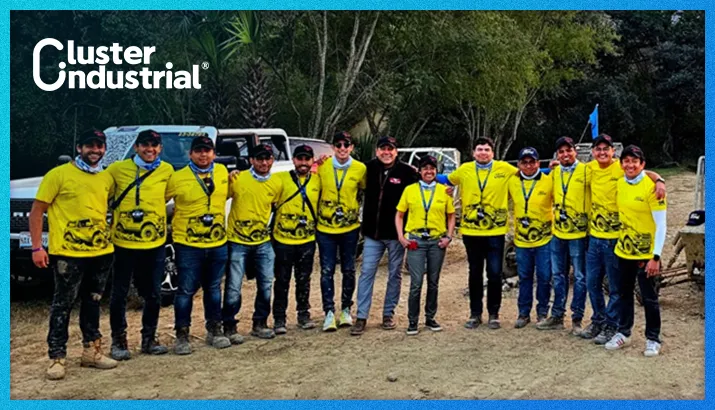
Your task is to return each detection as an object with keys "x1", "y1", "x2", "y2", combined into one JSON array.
[
  {"x1": 464, "y1": 315, "x2": 482, "y2": 329},
  {"x1": 274, "y1": 319, "x2": 287, "y2": 335},
  {"x1": 514, "y1": 316, "x2": 530, "y2": 329},
  {"x1": 536, "y1": 316, "x2": 564, "y2": 330},
  {"x1": 174, "y1": 327, "x2": 192, "y2": 355},
  {"x1": 141, "y1": 334, "x2": 169, "y2": 355},
  {"x1": 580, "y1": 323, "x2": 603, "y2": 339},
  {"x1": 488, "y1": 314, "x2": 501, "y2": 330},
  {"x1": 570, "y1": 319, "x2": 584, "y2": 336},
  {"x1": 594, "y1": 326, "x2": 616, "y2": 345},
  {"x1": 110, "y1": 334, "x2": 131, "y2": 361},
  {"x1": 251, "y1": 320, "x2": 276, "y2": 339},
  {"x1": 206, "y1": 322, "x2": 231, "y2": 349},
  {"x1": 298, "y1": 316, "x2": 317, "y2": 330},
  {"x1": 223, "y1": 324, "x2": 245, "y2": 345}
]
